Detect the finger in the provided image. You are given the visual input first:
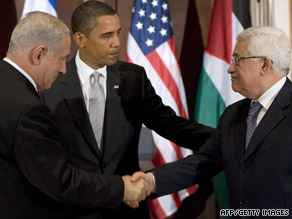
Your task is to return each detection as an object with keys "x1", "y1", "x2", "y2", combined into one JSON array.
[
  {"x1": 126, "y1": 201, "x2": 139, "y2": 209},
  {"x1": 141, "y1": 178, "x2": 149, "y2": 190},
  {"x1": 129, "y1": 201, "x2": 139, "y2": 208},
  {"x1": 131, "y1": 171, "x2": 145, "y2": 182},
  {"x1": 141, "y1": 181, "x2": 149, "y2": 198},
  {"x1": 145, "y1": 182, "x2": 151, "y2": 196},
  {"x1": 140, "y1": 185, "x2": 147, "y2": 202},
  {"x1": 140, "y1": 178, "x2": 151, "y2": 196}
]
